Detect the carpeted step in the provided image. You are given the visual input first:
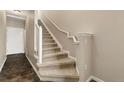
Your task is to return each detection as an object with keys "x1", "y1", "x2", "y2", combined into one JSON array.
[
  {"x1": 43, "y1": 38, "x2": 53, "y2": 41},
  {"x1": 43, "y1": 43, "x2": 58, "y2": 48},
  {"x1": 43, "y1": 40, "x2": 55, "y2": 44},
  {"x1": 43, "y1": 47, "x2": 60, "y2": 54},
  {"x1": 38, "y1": 67, "x2": 79, "y2": 82},
  {"x1": 43, "y1": 33, "x2": 51, "y2": 36},
  {"x1": 37, "y1": 58, "x2": 75, "y2": 68},
  {"x1": 43, "y1": 47, "x2": 60, "y2": 51},
  {"x1": 43, "y1": 38, "x2": 55, "y2": 44},
  {"x1": 43, "y1": 30, "x2": 48, "y2": 33},
  {"x1": 43, "y1": 52, "x2": 68, "y2": 62},
  {"x1": 43, "y1": 36, "x2": 52, "y2": 38}
]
